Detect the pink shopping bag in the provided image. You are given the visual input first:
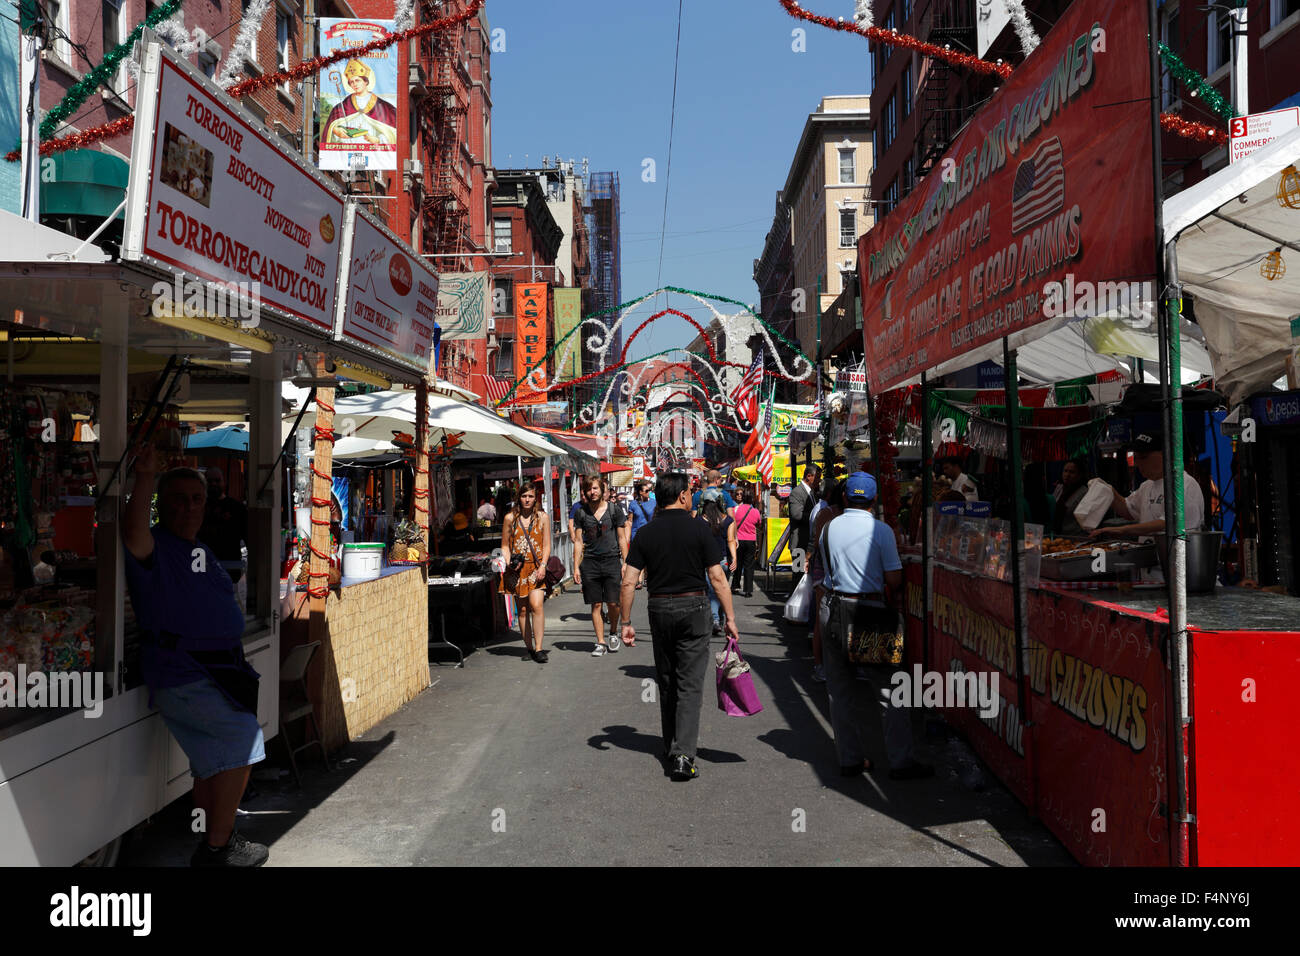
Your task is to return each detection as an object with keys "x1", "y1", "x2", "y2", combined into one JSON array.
[{"x1": 716, "y1": 637, "x2": 763, "y2": 717}]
